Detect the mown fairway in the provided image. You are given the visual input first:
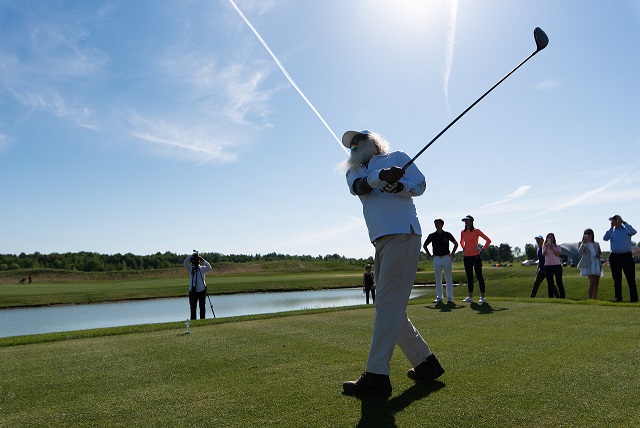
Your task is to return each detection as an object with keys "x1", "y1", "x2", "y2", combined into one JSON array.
[
  {"x1": 1, "y1": 298, "x2": 639, "y2": 427},
  {"x1": 1, "y1": 263, "x2": 639, "y2": 427},
  {"x1": 1, "y1": 262, "x2": 638, "y2": 308}
]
